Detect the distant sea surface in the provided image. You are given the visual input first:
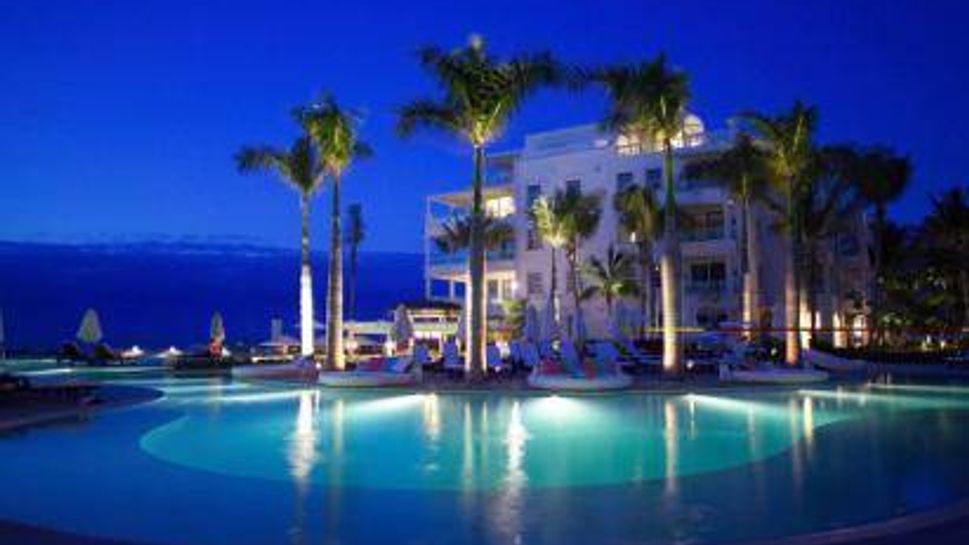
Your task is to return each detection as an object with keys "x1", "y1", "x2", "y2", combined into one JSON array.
[{"x1": 0, "y1": 241, "x2": 423, "y2": 351}]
